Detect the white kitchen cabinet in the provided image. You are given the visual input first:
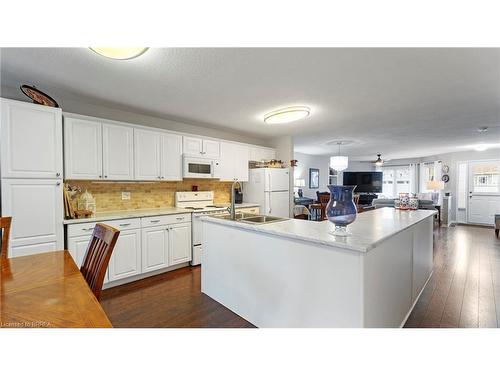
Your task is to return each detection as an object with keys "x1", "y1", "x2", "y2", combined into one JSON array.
[
  {"x1": 219, "y1": 142, "x2": 249, "y2": 182},
  {"x1": 102, "y1": 122, "x2": 134, "y2": 180},
  {"x1": 142, "y1": 225, "x2": 169, "y2": 273},
  {"x1": 1, "y1": 179, "x2": 63, "y2": 257},
  {"x1": 161, "y1": 133, "x2": 183, "y2": 180},
  {"x1": 134, "y1": 128, "x2": 162, "y2": 180},
  {"x1": 236, "y1": 206, "x2": 260, "y2": 215},
  {"x1": 1, "y1": 98, "x2": 63, "y2": 179},
  {"x1": 108, "y1": 227, "x2": 142, "y2": 281},
  {"x1": 248, "y1": 146, "x2": 276, "y2": 162},
  {"x1": 183, "y1": 136, "x2": 220, "y2": 158},
  {"x1": 67, "y1": 234, "x2": 93, "y2": 268},
  {"x1": 169, "y1": 222, "x2": 192, "y2": 265},
  {"x1": 64, "y1": 117, "x2": 103, "y2": 180}
]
